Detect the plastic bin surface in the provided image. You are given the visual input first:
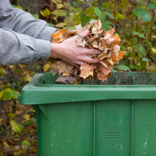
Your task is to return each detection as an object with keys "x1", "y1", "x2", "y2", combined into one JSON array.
[{"x1": 19, "y1": 72, "x2": 156, "y2": 156}]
